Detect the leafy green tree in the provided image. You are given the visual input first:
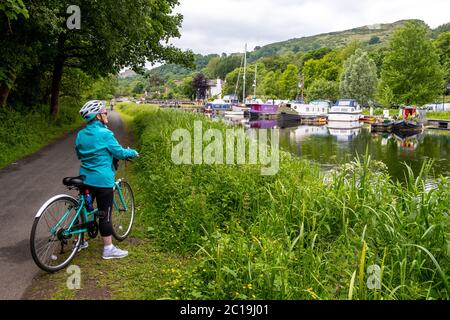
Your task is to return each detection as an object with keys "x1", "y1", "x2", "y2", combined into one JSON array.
[
  {"x1": 434, "y1": 31, "x2": 450, "y2": 85},
  {"x1": 299, "y1": 48, "x2": 332, "y2": 68},
  {"x1": 180, "y1": 76, "x2": 196, "y2": 100},
  {"x1": 380, "y1": 21, "x2": 444, "y2": 105},
  {"x1": 223, "y1": 64, "x2": 263, "y2": 101},
  {"x1": 0, "y1": 0, "x2": 32, "y2": 106},
  {"x1": 306, "y1": 79, "x2": 339, "y2": 101},
  {"x1": 302, "y1": 51, "x2": 342, "y2": 88},
  {"x1": 2, "y1": 0, "x2": 194, "y2": 115},
  {"x1": 280, "y1": 64, "x2": 299, "y2": 100},
  {"x1": 84, "y1": 75, "x2": 118, "y2": 100},
  {"x1": 205, "y1": 55, "x2": 242, "y2": 80},
  {"x1": 376, "y1": 83, "x2": 395, "y2": 107},
  {"x1": 340, "y1": 49, "x2": 378, "y2": 106},
  {"x1": 261, "y1": 70, "x2": 282, "y2": 99},
  {"x1": 339, "y1": 41, "x2": 363, "y2": 62},
  {"x1": 259, "y1": 55, "x2": 291, "y2": 72}
]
